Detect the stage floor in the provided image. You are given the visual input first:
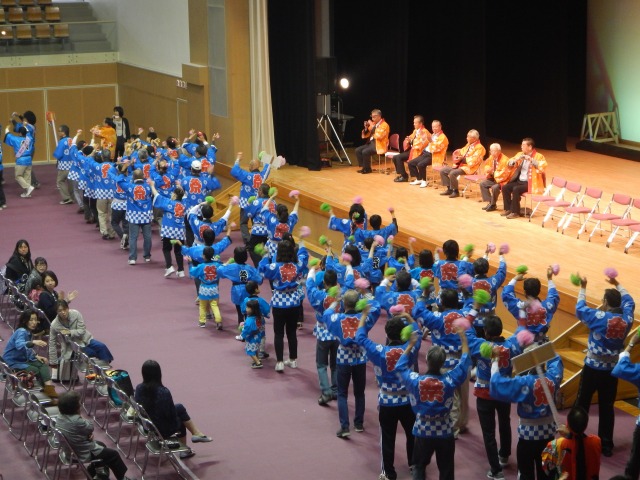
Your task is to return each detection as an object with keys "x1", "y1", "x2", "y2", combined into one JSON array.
[{"x1": 268, "y1": 140, "x2": 640, "y2": 308}]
